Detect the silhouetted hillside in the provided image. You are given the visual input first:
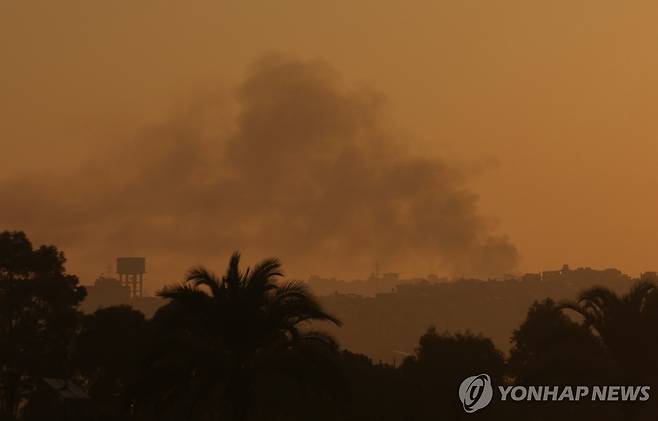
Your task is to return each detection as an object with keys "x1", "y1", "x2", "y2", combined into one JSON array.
[{"x1": 315, "y1": 266, "x2": 651, "y2": 361}]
